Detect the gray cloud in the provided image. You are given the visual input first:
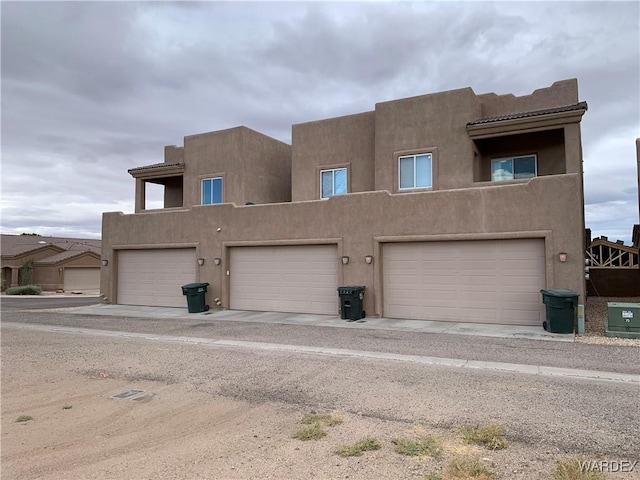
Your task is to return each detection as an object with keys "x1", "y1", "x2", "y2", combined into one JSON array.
[{"x1": 1, "y1": 1, "x2": 638, "y2": 243}]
